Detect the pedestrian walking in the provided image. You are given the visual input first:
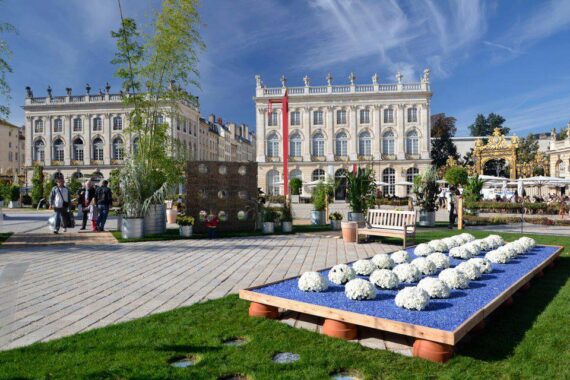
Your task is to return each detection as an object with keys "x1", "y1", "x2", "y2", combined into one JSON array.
[
  {"x1": 95, "y1": 180, "x2": 113, "y2": 232},
  {"x1": 77, "y1": 180, "x2": 96, "y2": 230},
  {"x1": 49, "y1": 177, "x2": 71, "y2": 234},
  {"x1": 88, "y1": 197, "x2": 99, "y2": 231},
  {"x1": 446, "y1": 186, "x2": 460, "y2": 230}
]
